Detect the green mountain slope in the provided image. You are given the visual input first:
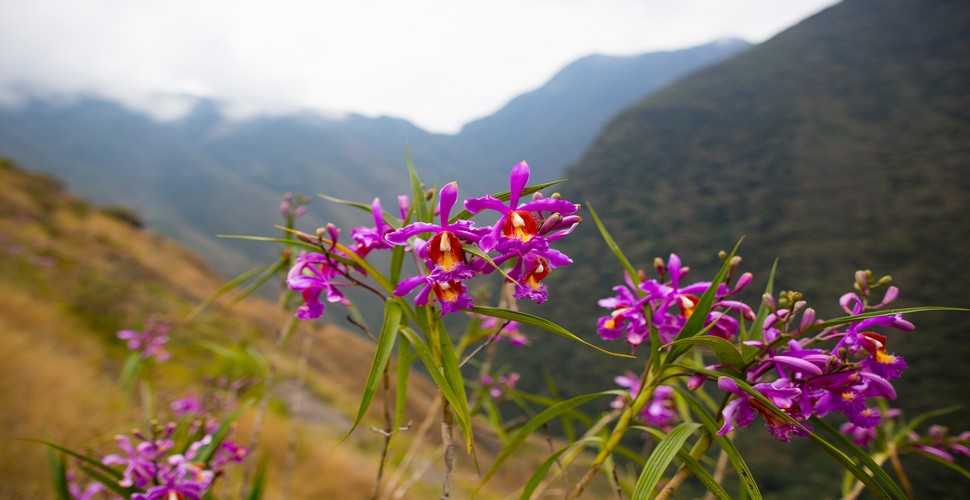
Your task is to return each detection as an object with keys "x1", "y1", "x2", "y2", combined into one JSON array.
[{"x1": 516, "y1": 0, "x2": 969, "y2": 495}]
